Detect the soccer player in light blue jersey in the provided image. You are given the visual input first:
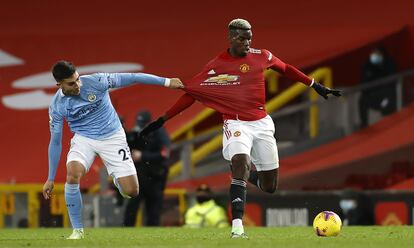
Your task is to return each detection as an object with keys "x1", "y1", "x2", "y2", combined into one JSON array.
[{"x1": 42, "y1": 61, "x2": 184, "y2": 239}]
